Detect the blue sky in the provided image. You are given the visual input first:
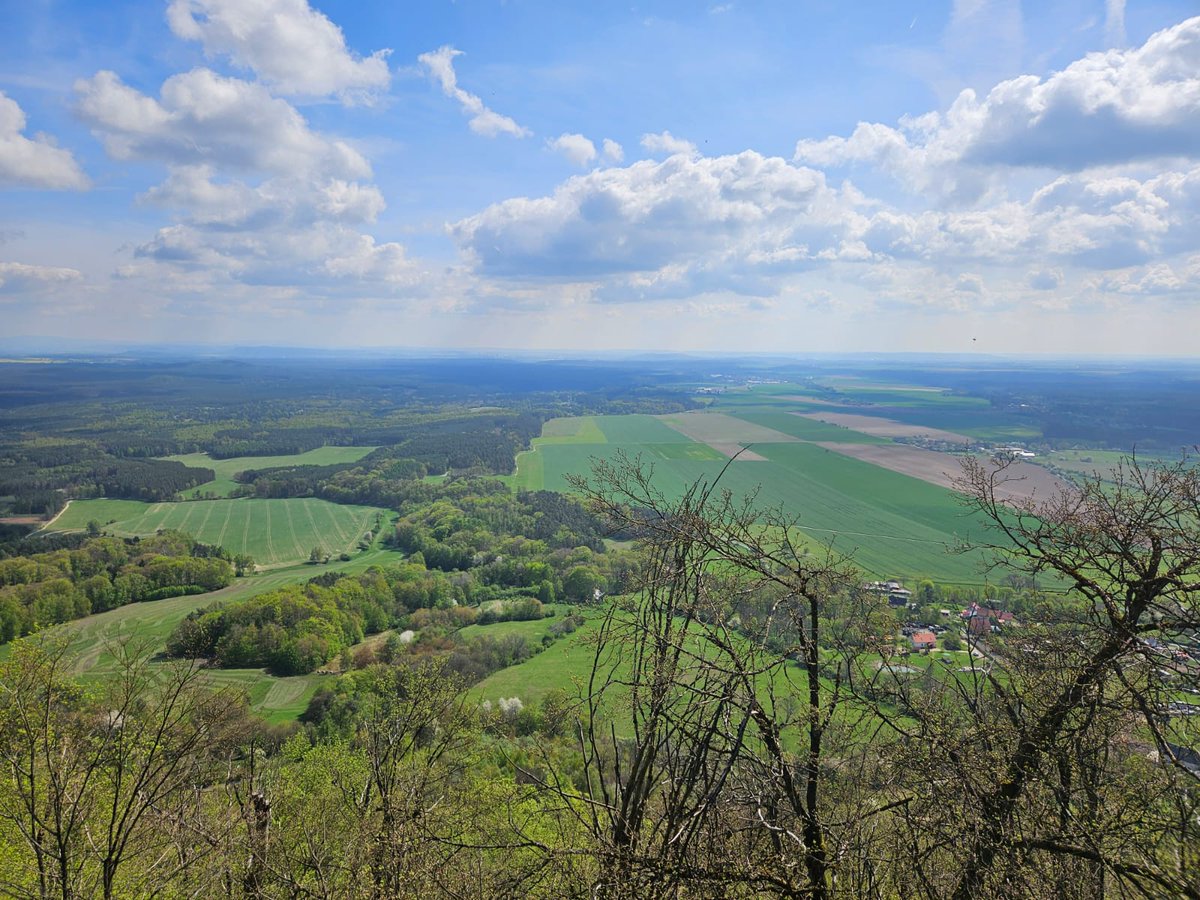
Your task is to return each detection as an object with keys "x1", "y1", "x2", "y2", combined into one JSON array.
[{"x1": 1, "y1": 0, "x2": 1198, "y2": 353}]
